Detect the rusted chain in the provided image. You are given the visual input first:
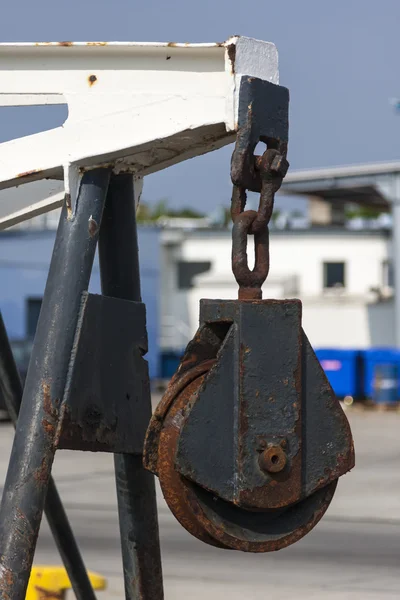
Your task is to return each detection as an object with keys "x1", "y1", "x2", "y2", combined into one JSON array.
[
  {"x1": 231, "y1": 210, "x2": 269, "y2": 300},
  {"x1": 230, "y1": 145, "x2": 289, "y2": 299}
]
